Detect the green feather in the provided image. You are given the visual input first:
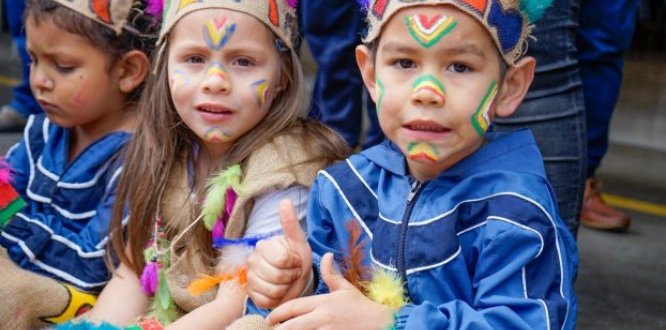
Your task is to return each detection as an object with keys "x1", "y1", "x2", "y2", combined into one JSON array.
[
  {"x1": 146, "y1": 269, "x2": 179, "y2": 324},
  {"x1": 200, "y1": 164, "x2": 242, "y2": 230},
  {"x1": 520, "y1": 0, "x2": 553, "y2": 23}
]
